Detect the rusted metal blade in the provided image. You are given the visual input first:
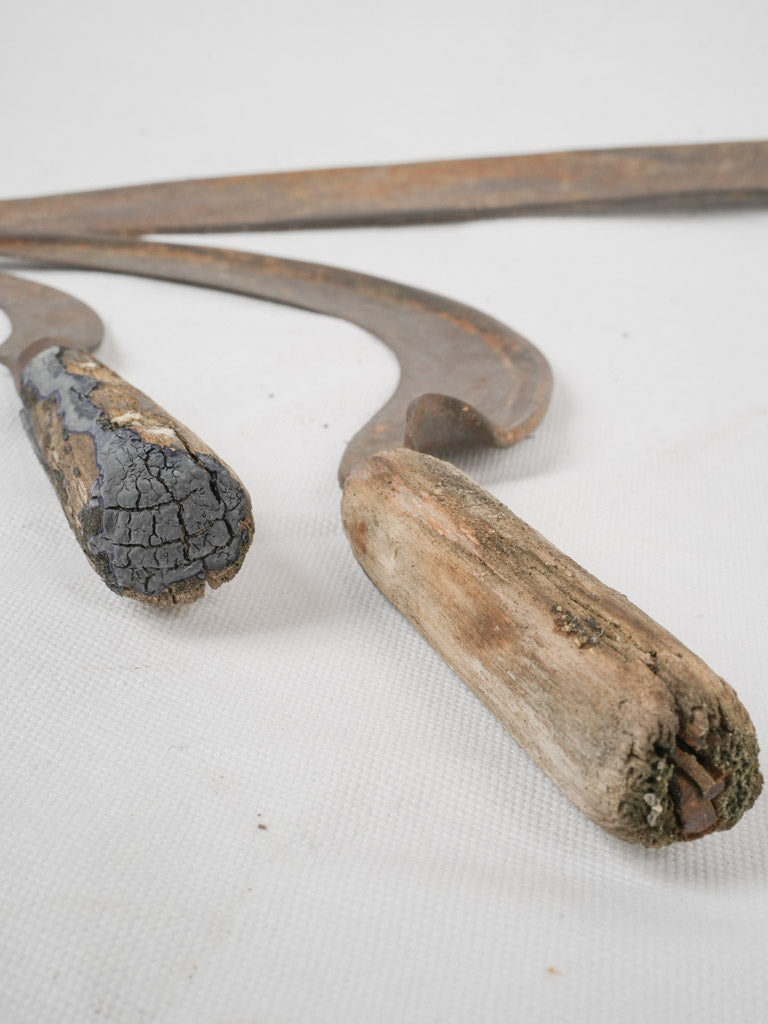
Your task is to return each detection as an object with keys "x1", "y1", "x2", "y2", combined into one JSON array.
[
  {"x1": 0, "y1": 234, "x2": 552, "y2": 481},
  {"x1": 0, "y1": 141, "x2": 766, "y2": 236},
  {"x1": 0, "y1": 274, "x2": 103, "y2": 387}
]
